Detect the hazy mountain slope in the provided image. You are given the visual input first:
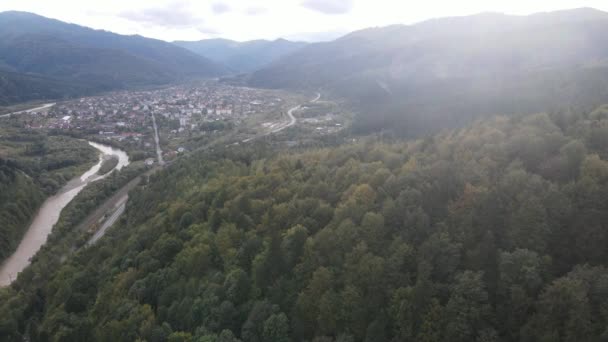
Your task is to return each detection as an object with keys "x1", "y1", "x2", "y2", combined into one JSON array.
[
  {"x1": 174, "y1": 38, "x2": 307, "y2": 73},
  {"x1": 252, "y1": 8, "x2": 608, "y2": 88},
  {"x1": 249, "y1": 8, "x2": 608, "y2": 135},
  {"x1": 0, "y1": 11, "x2": 228, "y2": 78},
  {"x1": 0, "y1": 34, "x2": 173, "y2": 88},
  {"x1": 0, "y1": 11, "x2": 229, "y2": 105},
  {"x1": 0, "y1": 70, "x2": 97, "y2": 106}
]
